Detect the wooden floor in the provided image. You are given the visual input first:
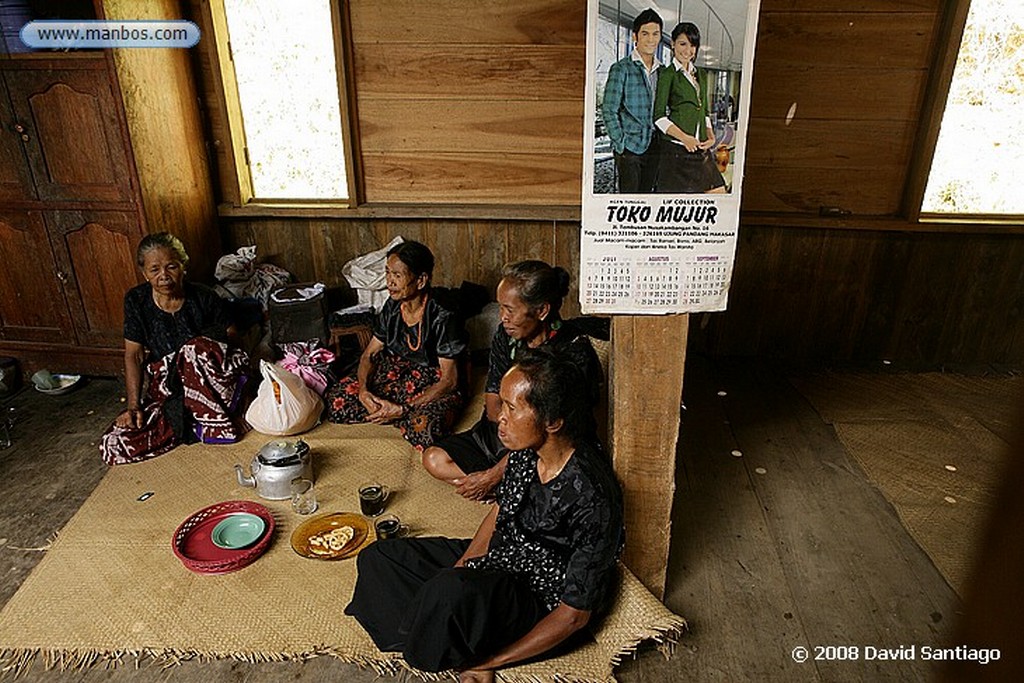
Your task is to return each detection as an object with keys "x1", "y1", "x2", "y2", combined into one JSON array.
[{"x1": 0, "y1": 356, "x2": 967, "y2": 682}]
